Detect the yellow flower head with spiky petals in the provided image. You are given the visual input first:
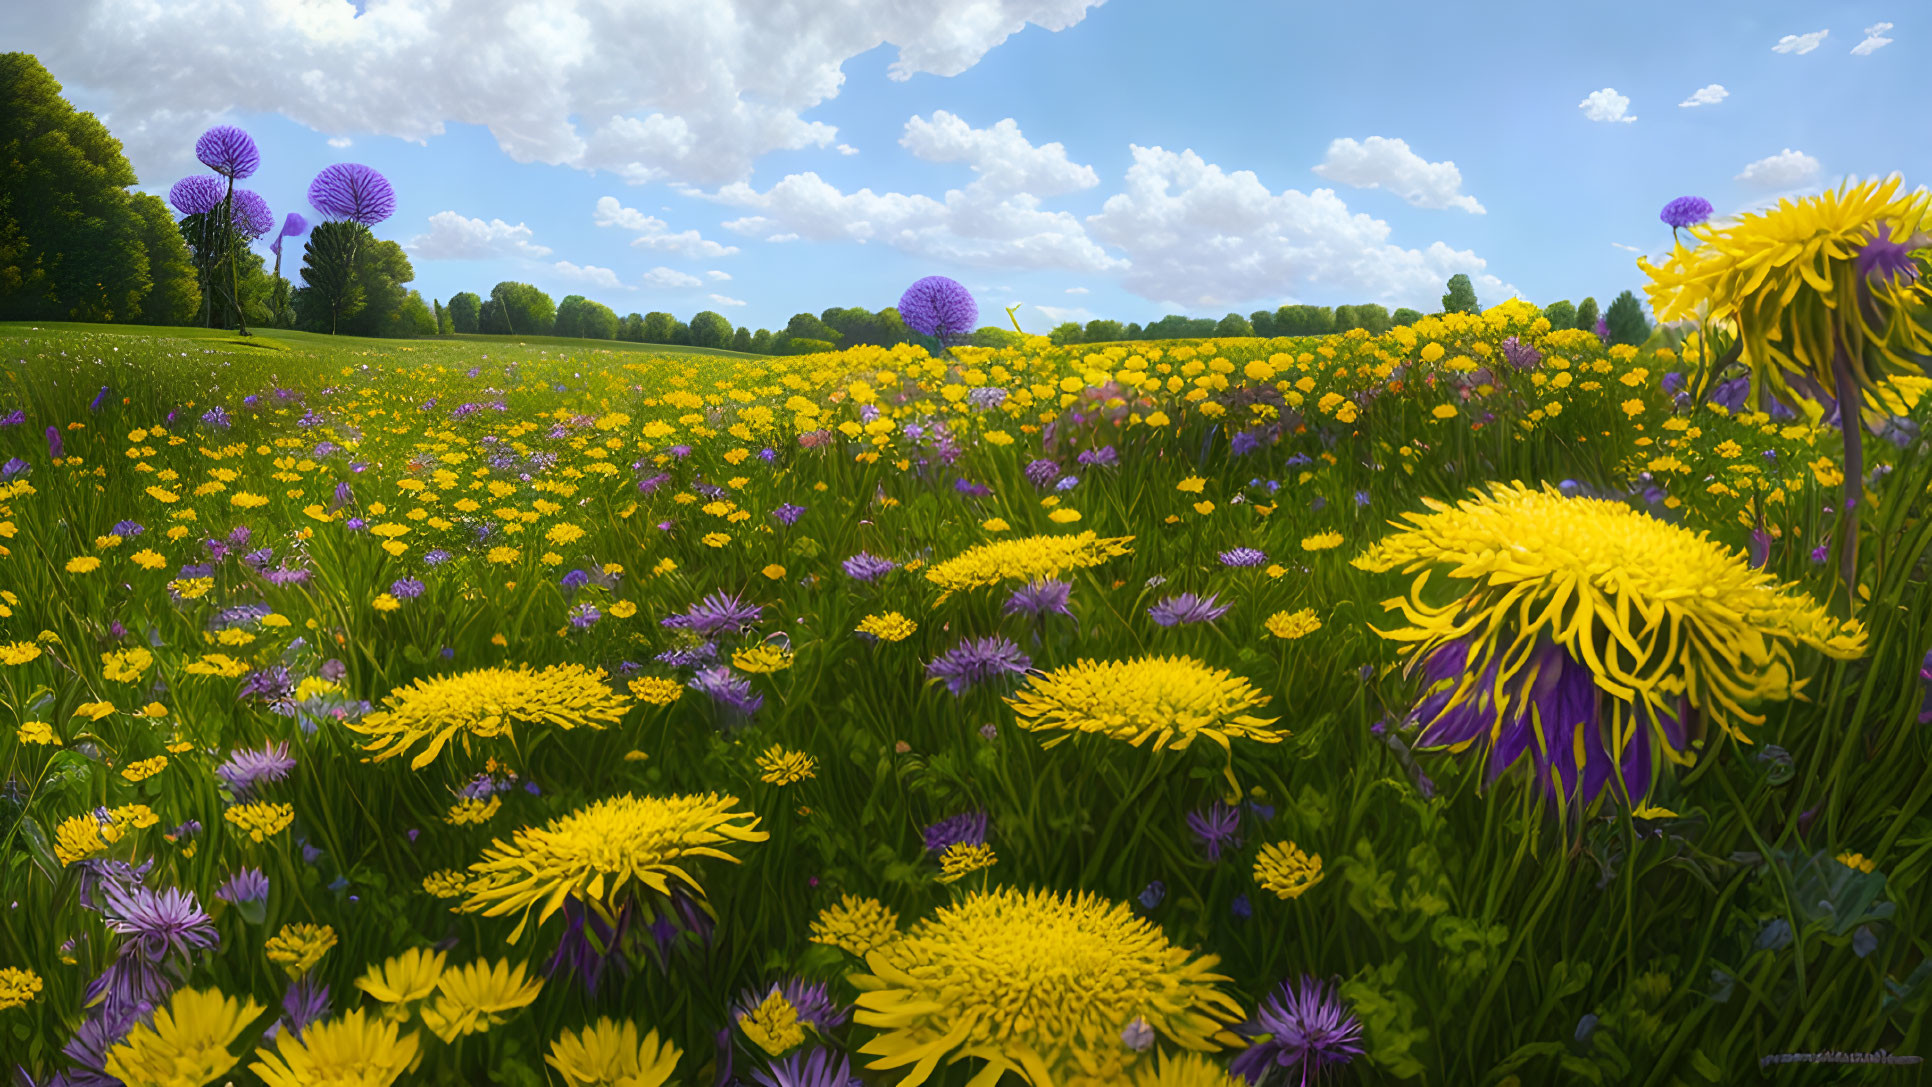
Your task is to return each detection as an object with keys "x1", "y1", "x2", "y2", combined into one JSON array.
[
  {"x1": 461, "y1": 793, "x2": 767, "y2": 942},
  {"x1": 925, "y1": 532, "x2": 1133, "y2": 595},
  {"x1": 808, "y1": 895, "x2": 900, "y2": 957},
  {"x1": 250, "y1": 1009, "x2": 421, "y2": 1087},
  {"x1": 419, "y1": 958, "x2": 544, "y2": 1043},
  {"x1": 0, "y1": 967, "x2": 42, "y2": 1011},
  {"x1": 756, "y1": 745, "x2": 817, "y2": 785},
  {"x1": 356, "y1": 949, "x2": 447, "y2": 1022},
  {"x1": 102, "y1": 988, "x2": 265, "y2": 1087},
  {"x1": 1006, "y1": 656, "x2": 1281, "y2": 756},
  {"x1": 850, "y1": 886, "x2": 1244, "y2": 1087},
  {"x1": 737, "y1": 988, "x2": 804, "y2": 1056},
  {"x1": 546, "y1": 1018, "x2": 682, "y2": 1087},
  {"x1": 349, "y1": 663, "x2": 630, "y2": 770},
  {"x1": 1252, "y1": 842, "x2": 1323, "y2": 900},
  {"x1": 265, "y1": 923, "x2": 337, "y2": 979}
]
